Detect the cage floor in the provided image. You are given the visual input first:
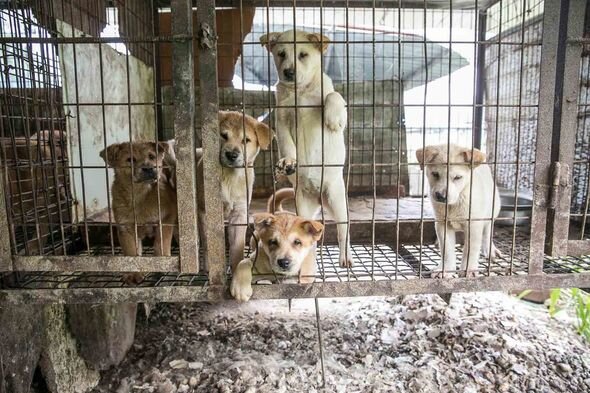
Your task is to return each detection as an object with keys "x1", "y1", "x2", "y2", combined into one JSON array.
[
  {"x1": 1, "y1": 224, "x2": 564, "y2": 291},
  {"x1": 4, "y1": 198, "x2": 590, "y2": 290}
]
